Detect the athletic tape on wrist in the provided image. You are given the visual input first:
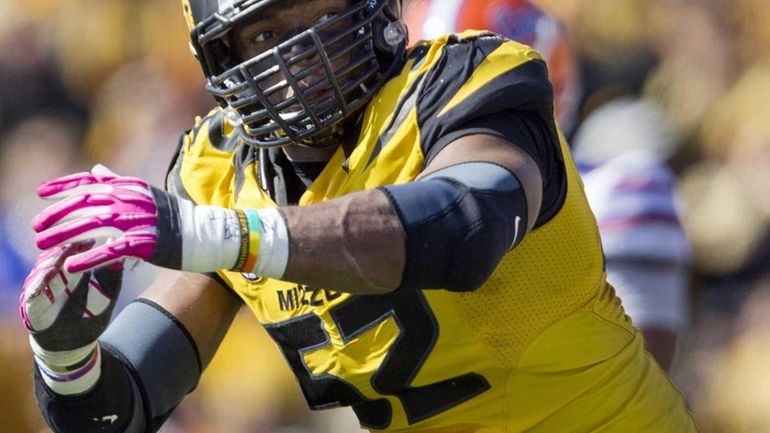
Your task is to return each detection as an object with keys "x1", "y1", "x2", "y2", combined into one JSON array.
[
  {"x1": 175, "y1": 198, "x2": 288, "y2": 276},
  {"x1": 32, "y1": 339, "x2": 102, "y2": 396},
  {"x1": 30, "y1": 338, "x2": 96, "y2": 369},
  {"x1": 176, "y1": 199, "x2": 242, "y2": 272},
  {"x1": 253, "y1": 208, "x2": 289, "y2": 279}
]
